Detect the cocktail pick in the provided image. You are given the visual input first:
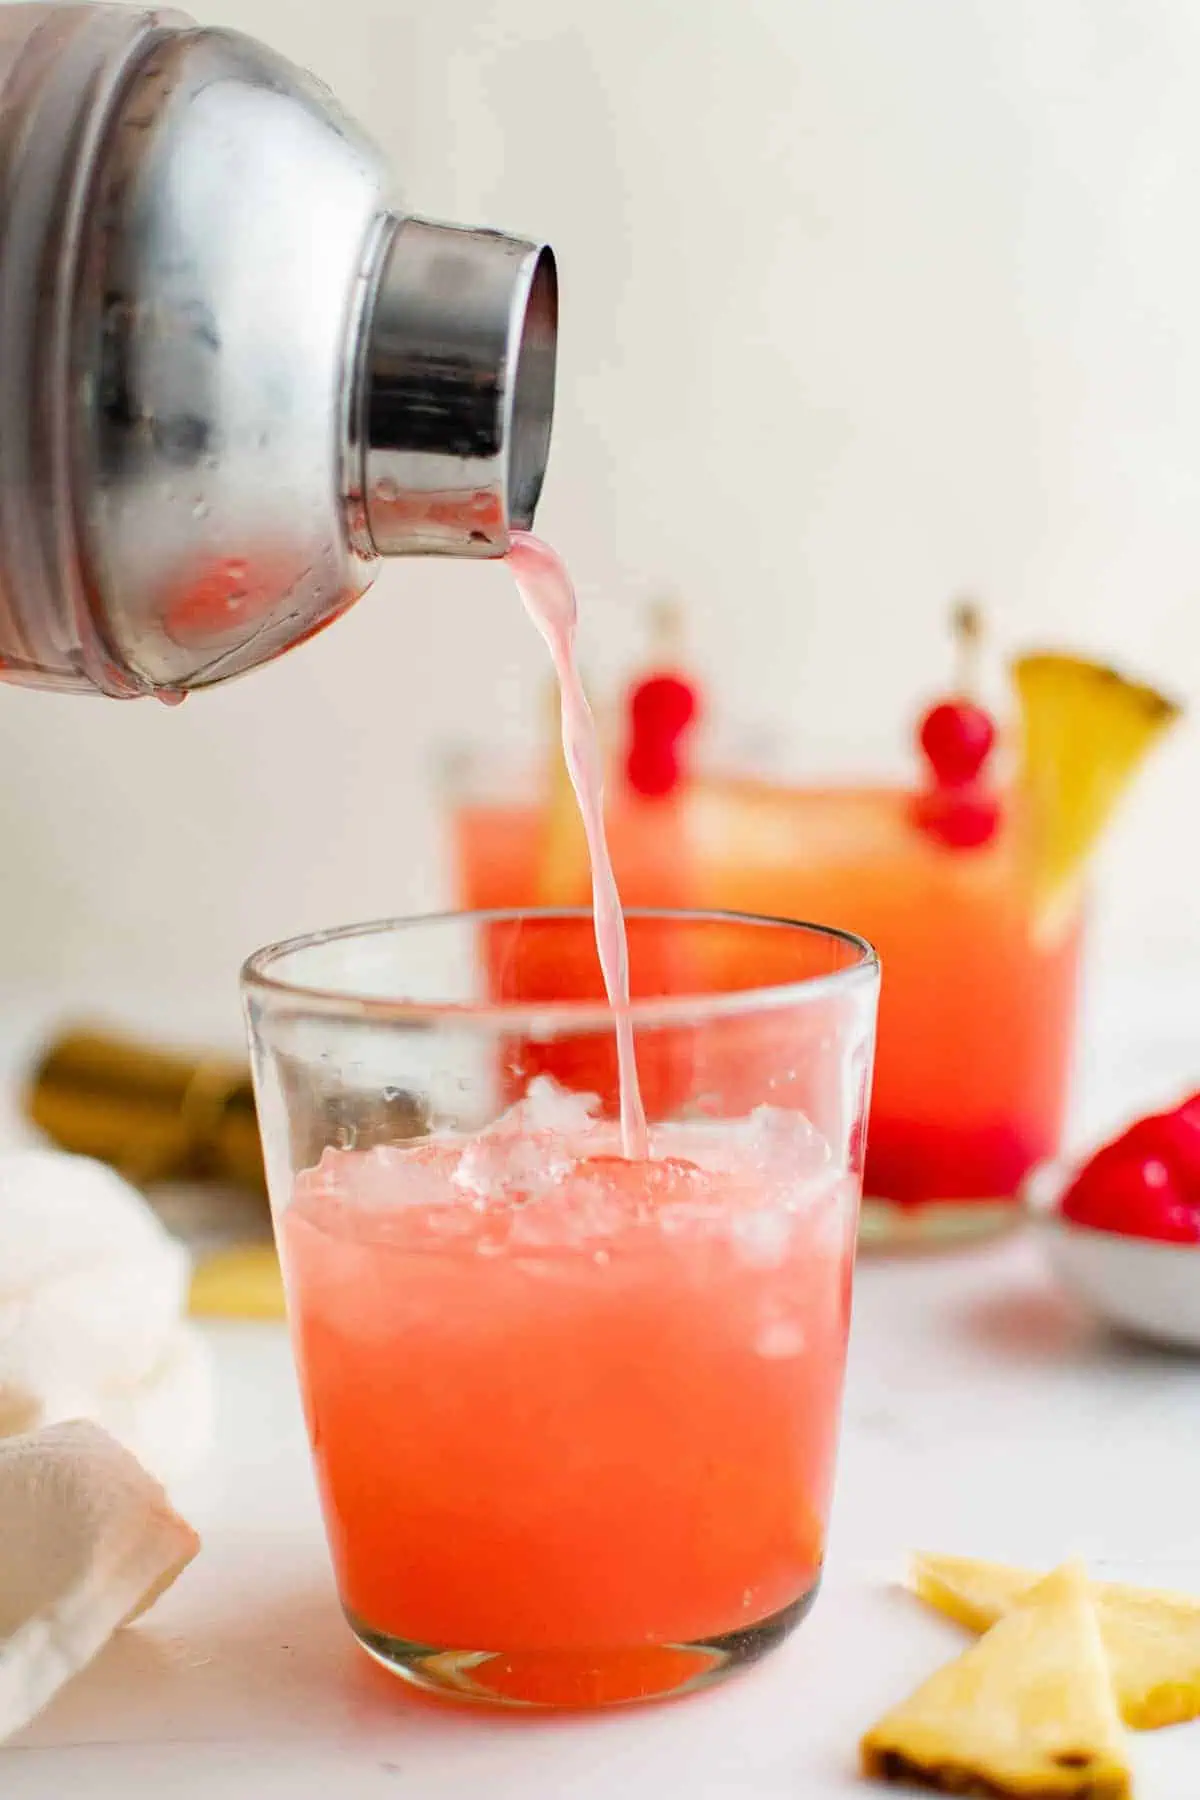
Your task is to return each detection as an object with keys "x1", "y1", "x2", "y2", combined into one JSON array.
[{"x1": 913, "y1": 597, "x2": 1001, "y2": 849}]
